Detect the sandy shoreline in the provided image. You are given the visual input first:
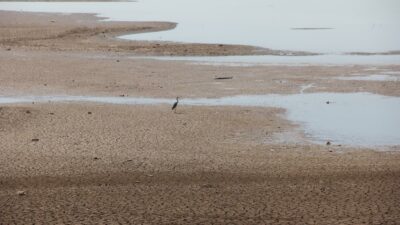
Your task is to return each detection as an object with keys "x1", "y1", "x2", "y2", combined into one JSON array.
[
  {"x1": 0, "y1": 10, "x2": 316, "y2": 56},
  {"x1": 1, "y1": 9, "x2": 400, "y2": 224},
  {"x1": 1, "y1": 49, "x2": 400, "y2": 97}
]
